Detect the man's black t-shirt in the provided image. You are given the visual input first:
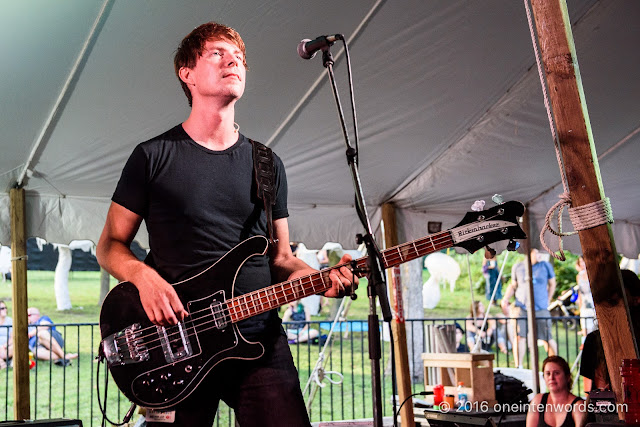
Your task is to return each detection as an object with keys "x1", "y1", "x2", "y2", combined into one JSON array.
[{"x1": 112, "y1": 125, "x2": 288, "y2": 338}]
